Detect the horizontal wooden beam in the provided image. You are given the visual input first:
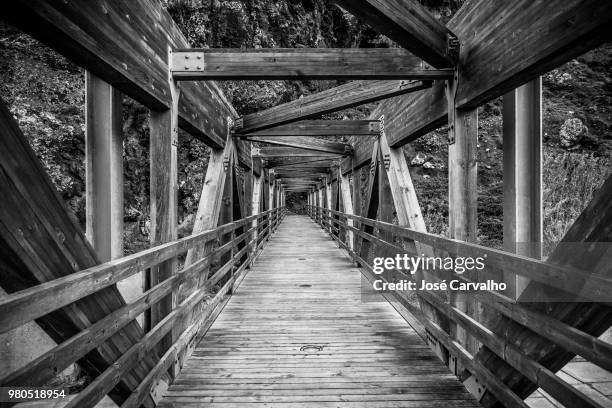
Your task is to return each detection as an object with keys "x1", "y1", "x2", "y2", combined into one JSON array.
[
  {"x1": 275, "y1": 171, "x2": 330, "y2": 178},
  {"x1": 279, "y1": 177, "x2": 321, "y2": 182},
  {"x1": 254, "y1": 147, "x2": 343, "y2": 158},
  {"x1": 346, "y1": 0, "x2": 612, "y2": 171},
  {"x1": 238, "y1": 80, "x2": 431, "y2": 133},
  {"x1": 244, "y1": 136, "x2": 350, "y2": 155},
  {"x1": 171, "y1": 49, "x2": 453, "y2": 80},
  {"x1": 332, "y1": 0, "x2": 458, "y2": 68},
  {"x1": 268, "y1": 159, "x2": 335, "y2": 169},
  {"x1": 3, "y1": 0, "x2": 237, "y2": 149},
  {"x1": 240, "y1": 120, "x2": 380, "y2": 137}
]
